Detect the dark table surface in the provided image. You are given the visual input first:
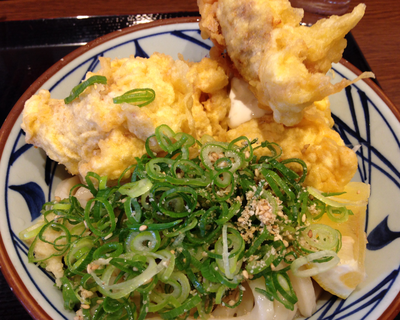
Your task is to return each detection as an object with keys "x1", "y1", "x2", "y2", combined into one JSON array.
[{"x1": 0, "y1": 13, "x2": 397, "y2": 320}]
